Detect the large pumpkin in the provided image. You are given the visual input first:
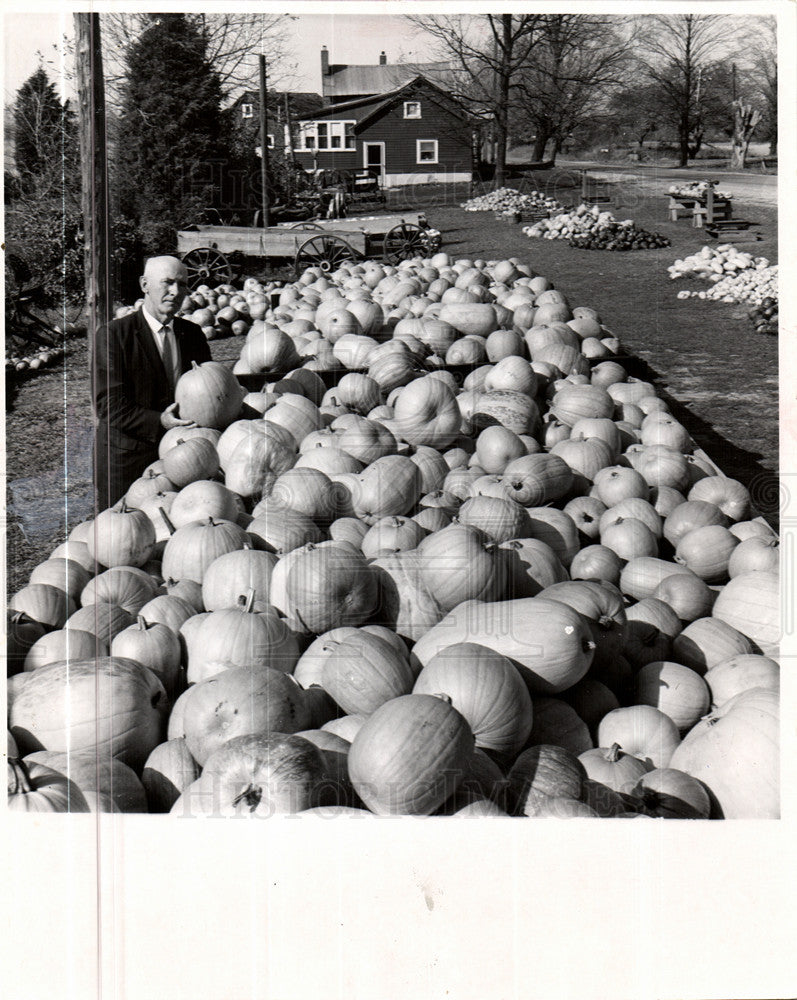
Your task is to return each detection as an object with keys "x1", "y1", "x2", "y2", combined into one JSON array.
[
  {"x1": 286, "y1": 543, "x2": 377, "y2": 635},
  {"x1": 161, "y1": 517, "x2": 248, "y2": 585},
  {"x1": 507, "y1": 744, "x2": 587, "y2": 816},
  {"x1": 174, "y1": 360, "x2": 243, "y2": 429},
  {"x1": 320, "y1": 629, "x2": 415, "y2": 715},
  {"x1": 8, "y1": 657, "x2": 168, "y2": 771},
  {"x1": 87, "y1": 503, "x2": 156, "y2": 569},
  {"x1": 416, "y1": 523, "x2": 506, "y2": 612},
  {"x1": 347, "y1": 693, "x2": 475, "y2": 815},
  {"x1": 182, "y1": 666, "x2": 310, "y2": 767},
  {"x1": 669, "y1": 687, "x2": 778, "y2": 818},
  {"x1": 391, "y1": 376, "x2": 462, "y2": 449},
  {"x1": 411, "y1": 597, "x2": 595, "y2": 696},
  {"x1": 711, "y1": 570, "x2": 779, "y2": 654},
  {"x1": 413, "y1": 642, "x2": 533, "y2": 757}
]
